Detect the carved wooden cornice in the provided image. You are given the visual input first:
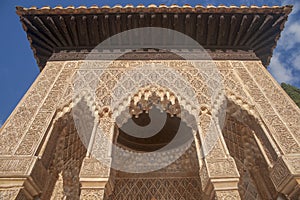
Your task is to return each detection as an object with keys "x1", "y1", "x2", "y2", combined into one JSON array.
[{"x1": 16, "y1": 4, "x2": 292, "y2": 70}]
